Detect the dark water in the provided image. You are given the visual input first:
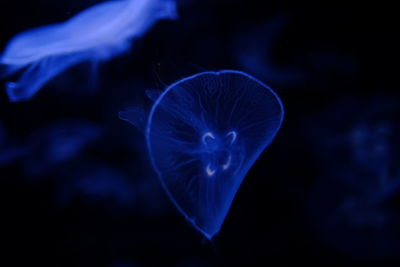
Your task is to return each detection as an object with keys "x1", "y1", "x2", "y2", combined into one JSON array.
[{"x1": 0, "y1": 0, "x2": 398, "y2": 266}]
